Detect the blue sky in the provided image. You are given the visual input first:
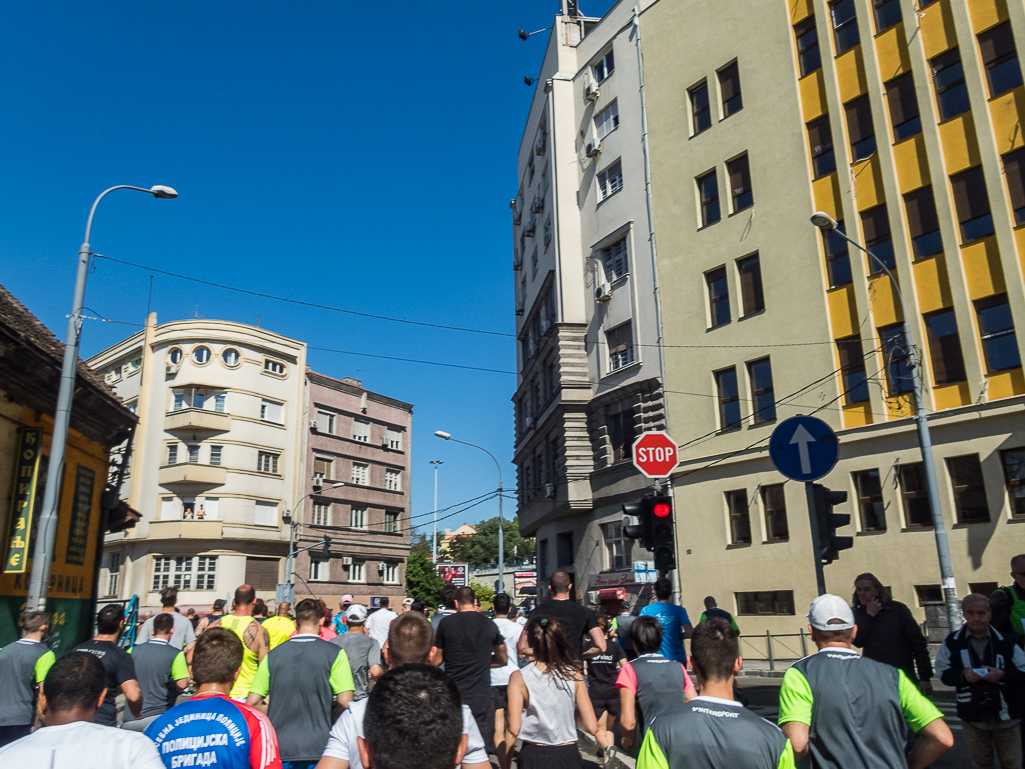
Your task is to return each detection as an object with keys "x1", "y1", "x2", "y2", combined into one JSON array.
[{"x1": 0, "y1": 1, "x2": 614, "y2": 538}]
